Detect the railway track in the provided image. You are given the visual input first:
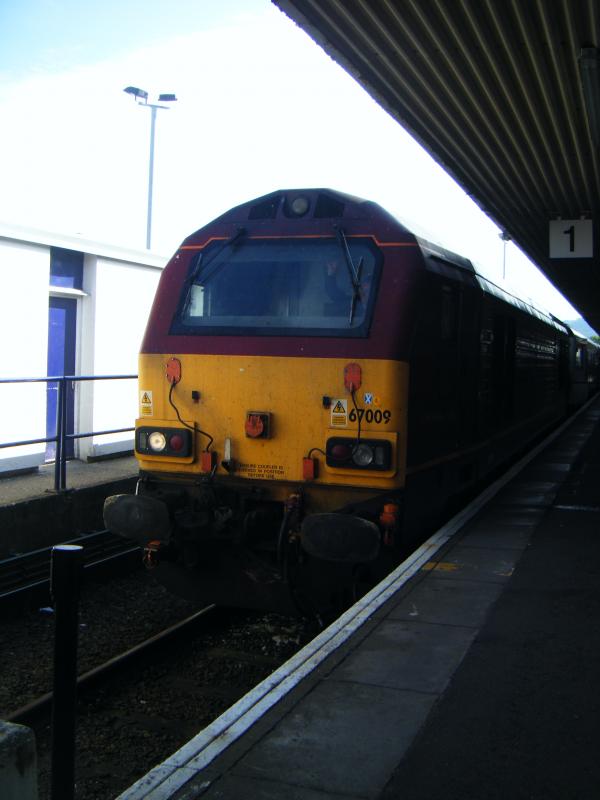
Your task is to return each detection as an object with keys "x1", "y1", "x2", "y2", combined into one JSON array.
[
  {"x1": 6, "y1": 603, "x2": 219, "y2": 725},
  {"x1": 0, "y1": 527, "x2": 310, "y2": 799},
  {"x1": 5, "y1": 596, "x2": 307, "y2": 800},
  {"x1": 0, "y1": 529, "x2": 141, "y2": 615}
]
